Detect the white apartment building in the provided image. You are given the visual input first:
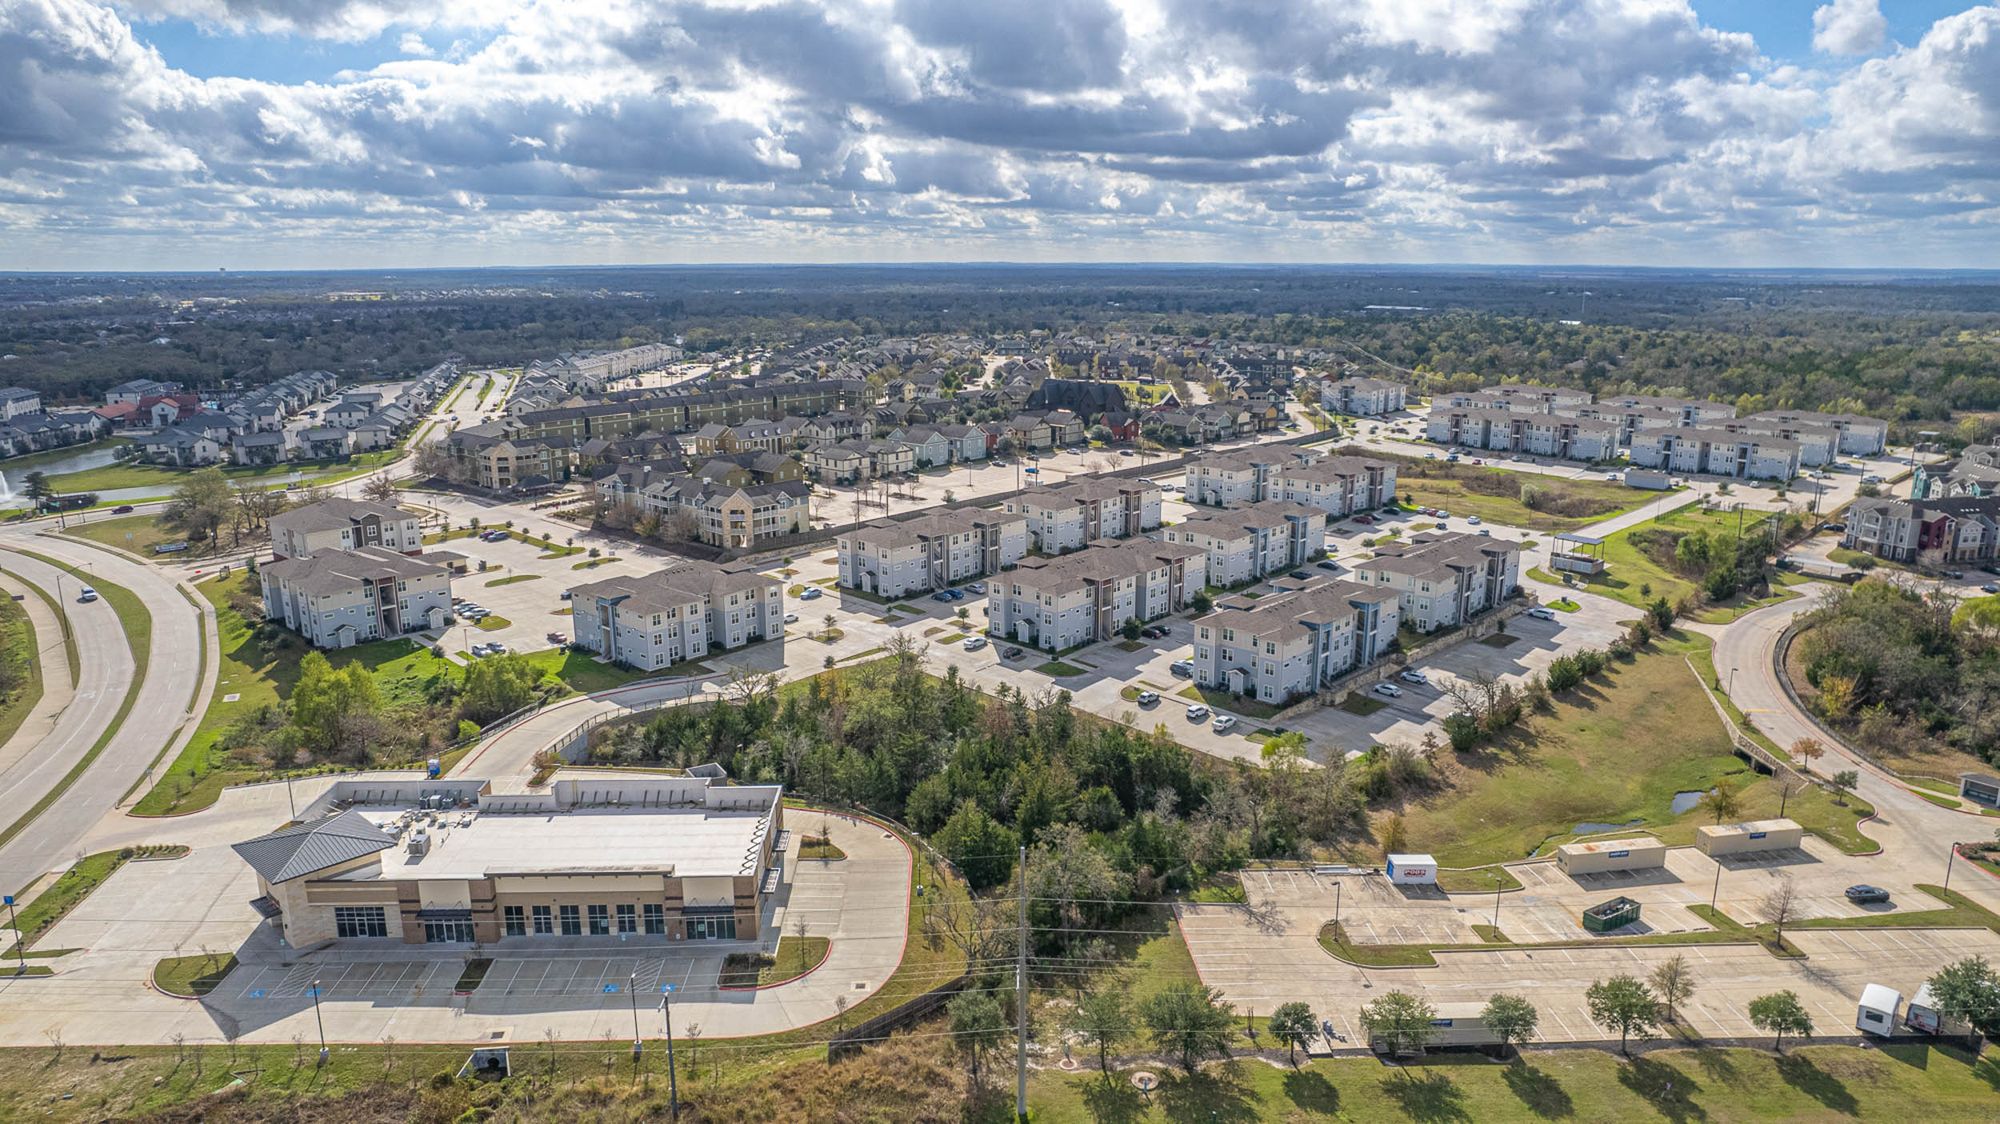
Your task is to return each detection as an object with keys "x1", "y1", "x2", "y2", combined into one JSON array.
[
  {"x1": 1350, "y1": 533, "x2": 1522, "y2": 633},
  {"x1": 1183, "y1": 448, "x2": 1316, "y2": 507},
  {"x1": 1719, "y1": 418, "x2": 1840, "y2": 467},
  {"x1": 569, "y1": 563, "x2": 781, "y2": 672},
  {"x1": 1626, "y1": 427, "x2": 1801, "y2": 481},
  {"x1": 1193, "y1": 577, "x2": 1402, "y2": 706},
  {"x1": 1325, "y1": 377, "x2": 1406, "y2": 416},
  {"x1": 1004, "y1": 478, "x2": 1162, "y2": 554},
  {"x1": 1426, "y1": 407, "x2": 1619, "y2": 461},
  {"x1": 1742, "y1": 410, "x2": 1888, "y2": 457},
  {"x1": 260, "y1": 547, "x2": 453, "y2": 649},
  {"x1": 1276, "y1": 455, "x2": 1399, "y2": 516},
  {"x1": 989, "y1": 539, "x2": 1204, "y2": 652},
  {"x1": 837, "y1": 508, "x2": 1029, "y2": 598},
  {"x1": 1161, "y1": 501, "x2": 1328, "y2": 588},
  {"x1": 269, "y1": 498, "x2": 426, "y2": 560},
  {"x1": 1442, "y1": 386, "x2": 1593, "y2": 414}
]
